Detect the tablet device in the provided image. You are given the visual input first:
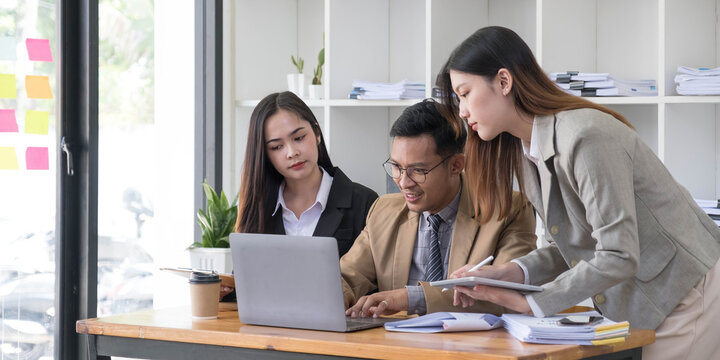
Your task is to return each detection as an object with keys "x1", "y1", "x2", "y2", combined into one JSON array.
[{"x1": 430, "y1": 276, "x2": 543, "y2": 292}]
